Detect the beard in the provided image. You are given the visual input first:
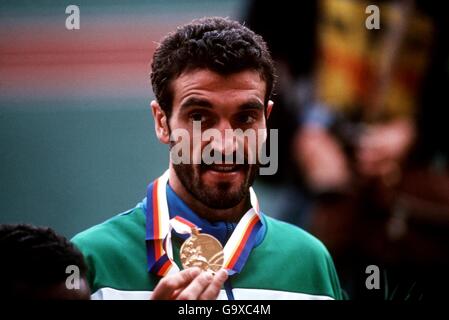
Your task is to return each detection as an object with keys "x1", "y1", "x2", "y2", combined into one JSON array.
[{"x1": 172, "y1": 162, "x2": 258, "y2": 210}]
